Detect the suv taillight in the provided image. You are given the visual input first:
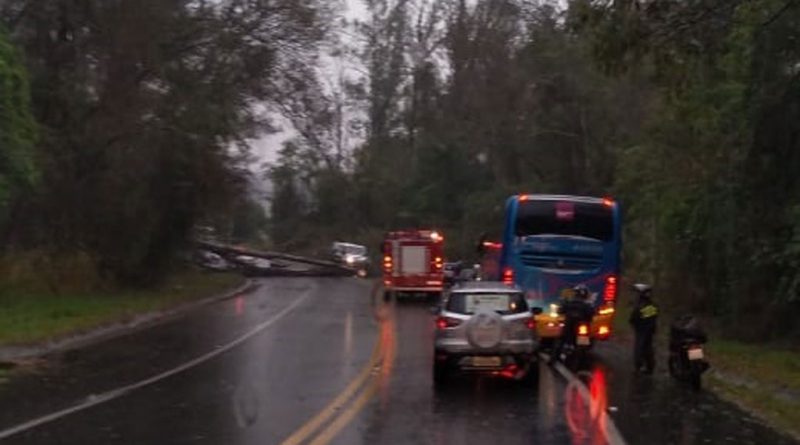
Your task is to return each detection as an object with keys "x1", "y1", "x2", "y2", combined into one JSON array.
[
  {"x1": 436, "y1": 316, "x2": 462, "y2": 330},
  {"x1": 526, "y1": 317, "x2": 536, "y2": 330}
]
